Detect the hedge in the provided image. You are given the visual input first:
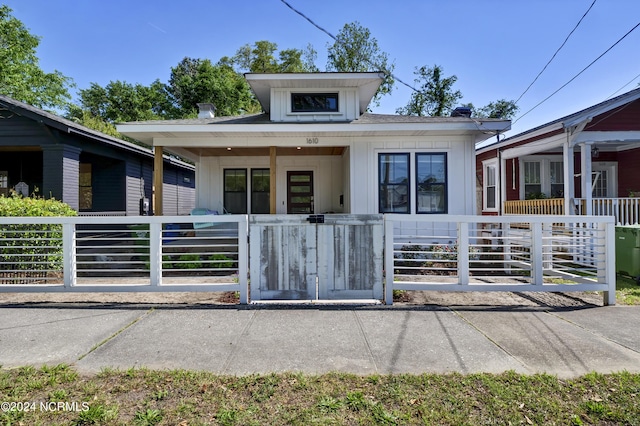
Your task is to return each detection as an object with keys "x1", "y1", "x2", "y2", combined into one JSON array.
[{"x1": 0, "y1": 194, "x2": 76, "y2": 281}]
